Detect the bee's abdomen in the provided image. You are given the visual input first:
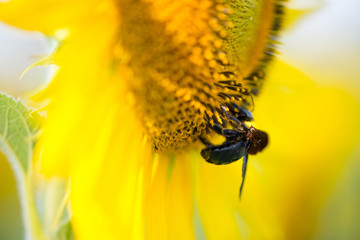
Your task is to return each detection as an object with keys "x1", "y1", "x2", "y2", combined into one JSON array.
[{"x1": 201, "y1": 141, "x2": 247, "y2": 165}]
